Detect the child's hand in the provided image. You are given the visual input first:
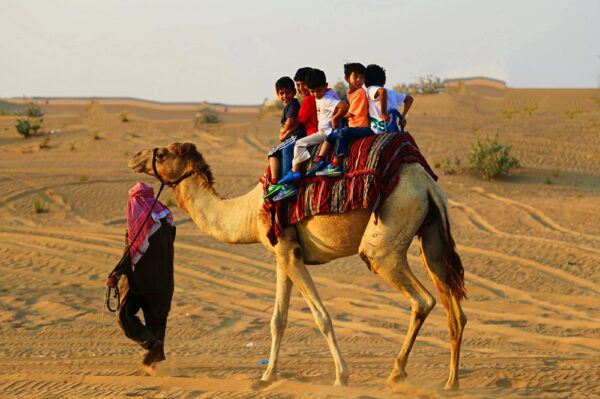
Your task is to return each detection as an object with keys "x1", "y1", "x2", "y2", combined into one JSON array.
[
  {"x1": 400, "y1": 118, "x2": 407, "y2": 127},
  {"x1": 382, "y1": 112, "x2": 390, "y2": 123},
  {"x1": 332, "y1": 118, "x2": 339, "y2": 129}
]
